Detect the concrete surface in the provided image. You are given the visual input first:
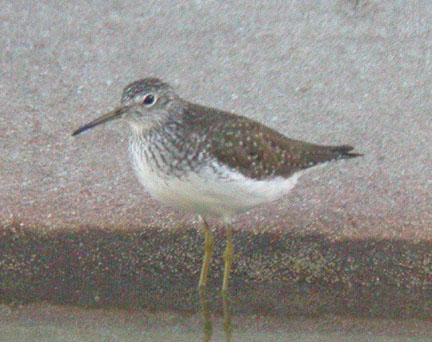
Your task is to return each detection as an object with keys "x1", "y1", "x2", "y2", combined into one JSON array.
[{"x1": 1, "y1": 1, "x2": 431, "y2": 236}]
